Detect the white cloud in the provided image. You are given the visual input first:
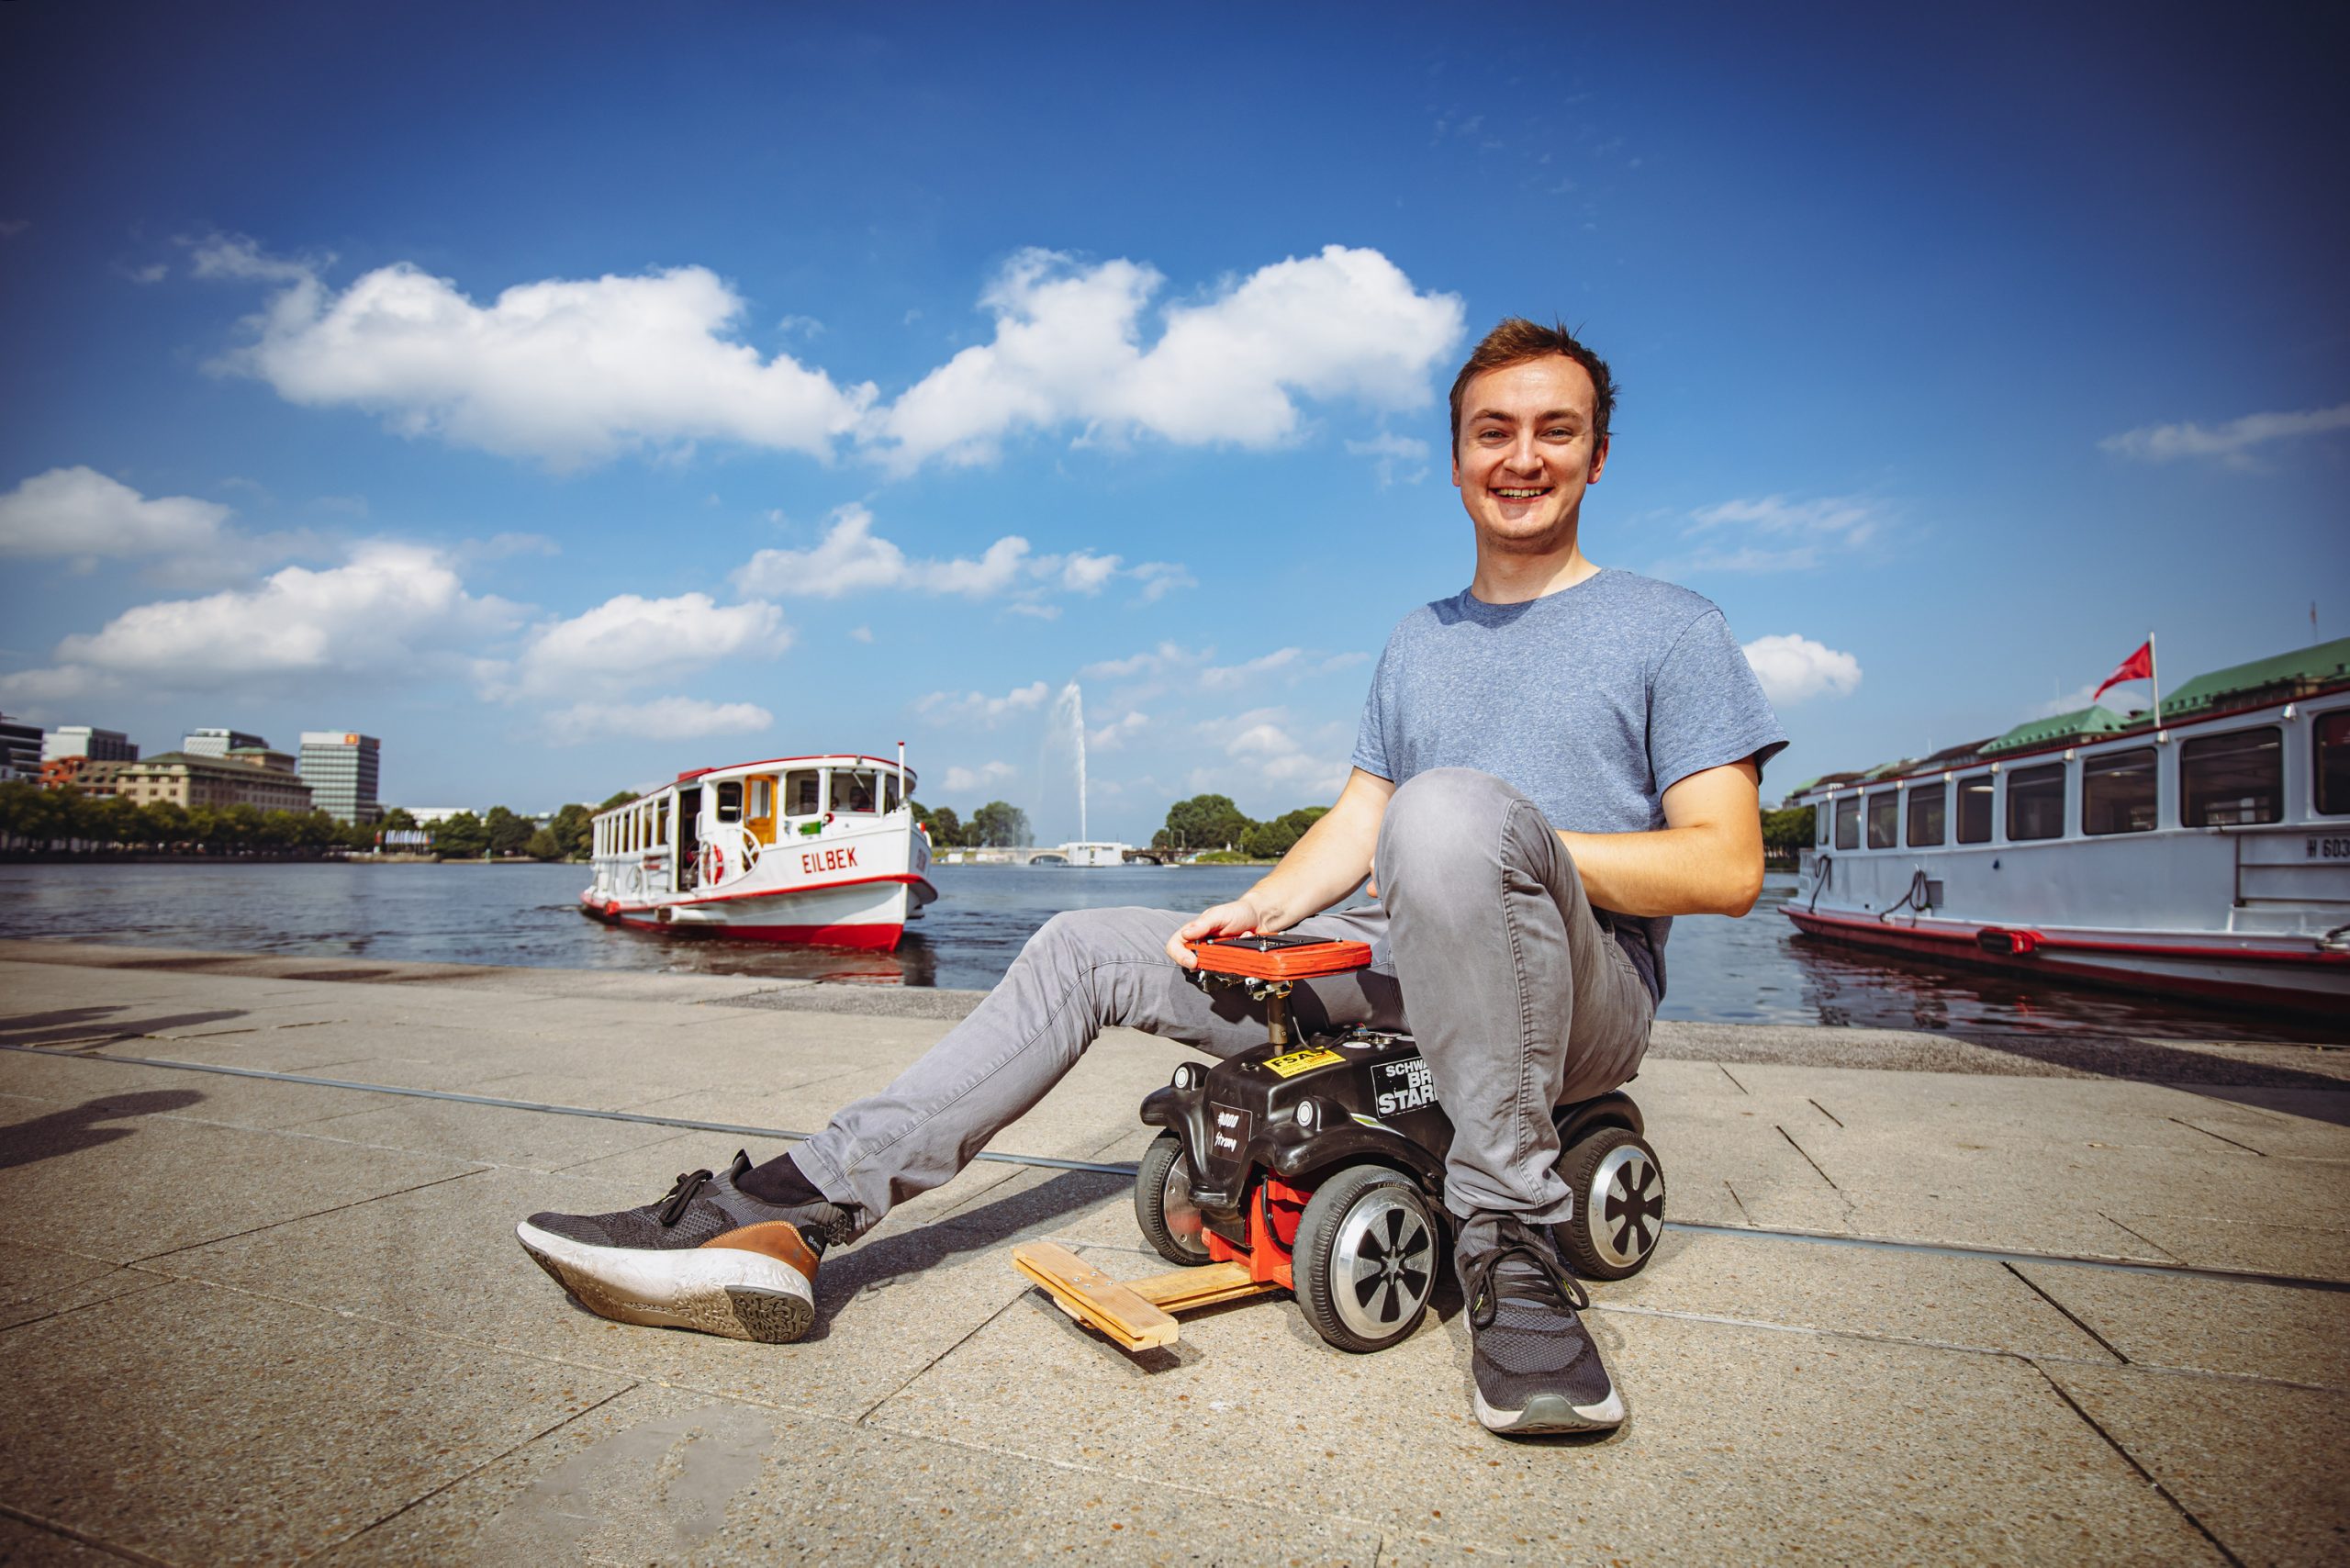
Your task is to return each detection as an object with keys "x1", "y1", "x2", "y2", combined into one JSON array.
[
  {"x1": 916, "y1": 680, "x2": 1051, "y2": 725},
  {"x1": 1080, "y1": 641, "x2": 1204, "y2": 680},
  {"x1": 0, "y1": 467, "x2": 231, "y2": 558},
  {"x1": 1131, "y1": 561, "x2": 1196, "y2": 601},
  {"x1": 1674, "y1": 495, "x2": 1886, "y2": 573},
  {"x1": 499, "y1": 592, "x2": 788, "y2": 699},
  {"x1": 1202, "y1": 647, "x2": 1304, "y2": 690},
  {"x1": 7, "y1": 541, "x2": 512, "y2": 699},
  {"x1": 733, "y1": 503, "x2": 1181, "y2": 608},
  {"x1": 869, "y1": 245, "x2": 1463, "y2": 468},
  {"x1": 2100, "y1": 402, "x2": 2350, "y2": 467},
  {"x1": 195, "y1": 236, "x2": 874, "y2": 467},
  {"x1": 1346, "y1": 431, "x2": 1432, "y2": 486},
  {"x1": 1741, "y1": 633, "x2": 1863, "y2": 705},
  {"x1": 1200, "y1": 706, "x2": 1350, "y2": 796},
  {"x1": 943, "y1": 760, "x2": 1017, "y2": 792},
  {"x1": 1088, "y1": 710, "x2": 1149, "y2": 751},
  {"x1": 125, "y1": 263, "x2": 168, "y2": 286},
  {"x1": 849, "y1": 624, "x2": 875, "y2": 644},
  {"x1": 543, "y1": 695, "x2": 774, "y2": 745}
]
